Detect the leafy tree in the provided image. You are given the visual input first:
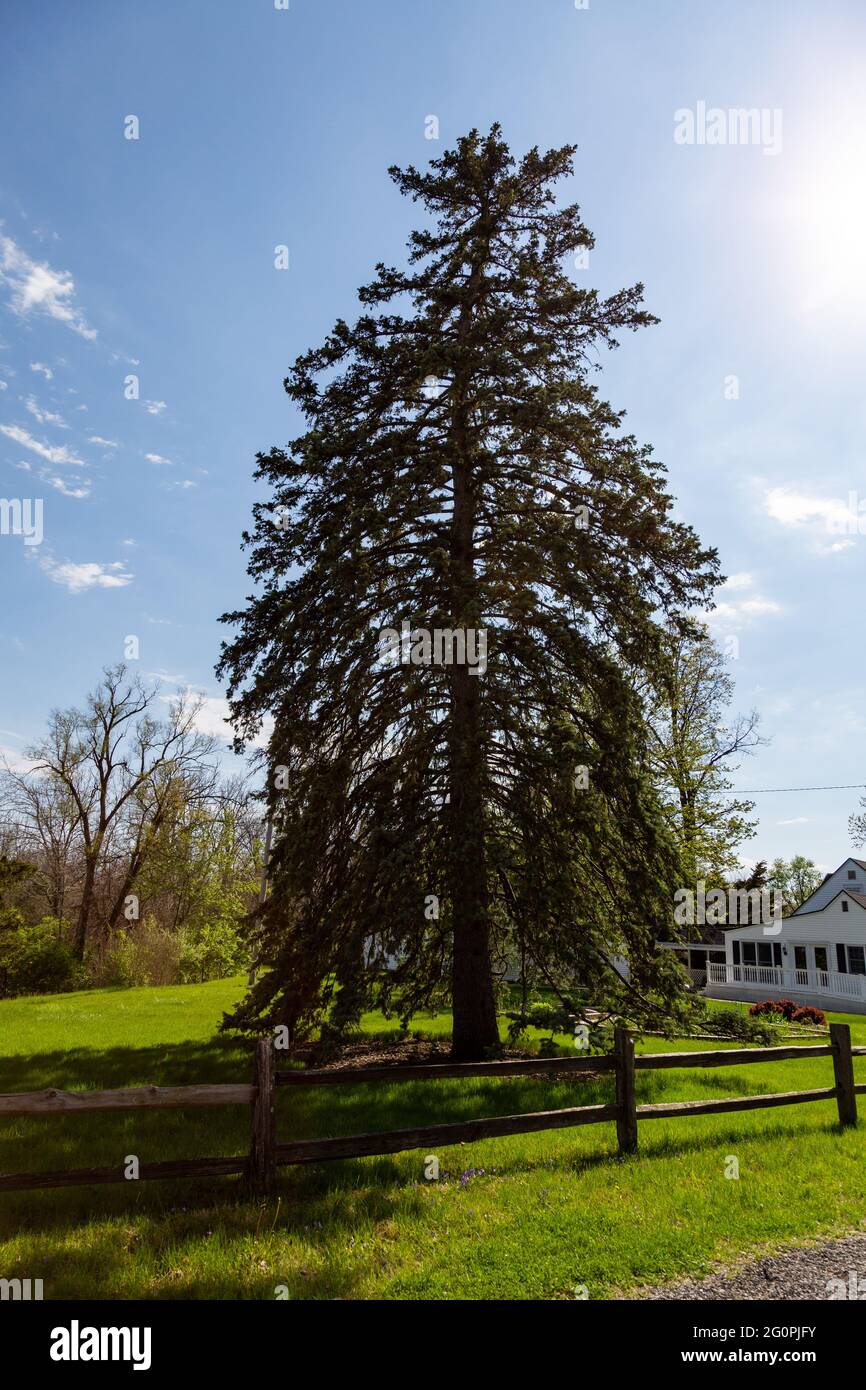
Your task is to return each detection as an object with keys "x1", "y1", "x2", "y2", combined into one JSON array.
[
  {"x1": 0, "y1": 855, "x2": 34, "y2": 932},
  {"x1": 218, "y1": 127, "x2": 719, "y2": 1058},
  {"x1": 21, "y1": 665, "x2": 218, "y2": 959},
  {"x1": 643, "y1": 629, "x2": 763, "y2": 885},
  {"x1": 767, "y1": 856, "x2": 823, "y2": 915},
  {"x1": 849, "y1": 799, "x2": 866, "y2": 852}
]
